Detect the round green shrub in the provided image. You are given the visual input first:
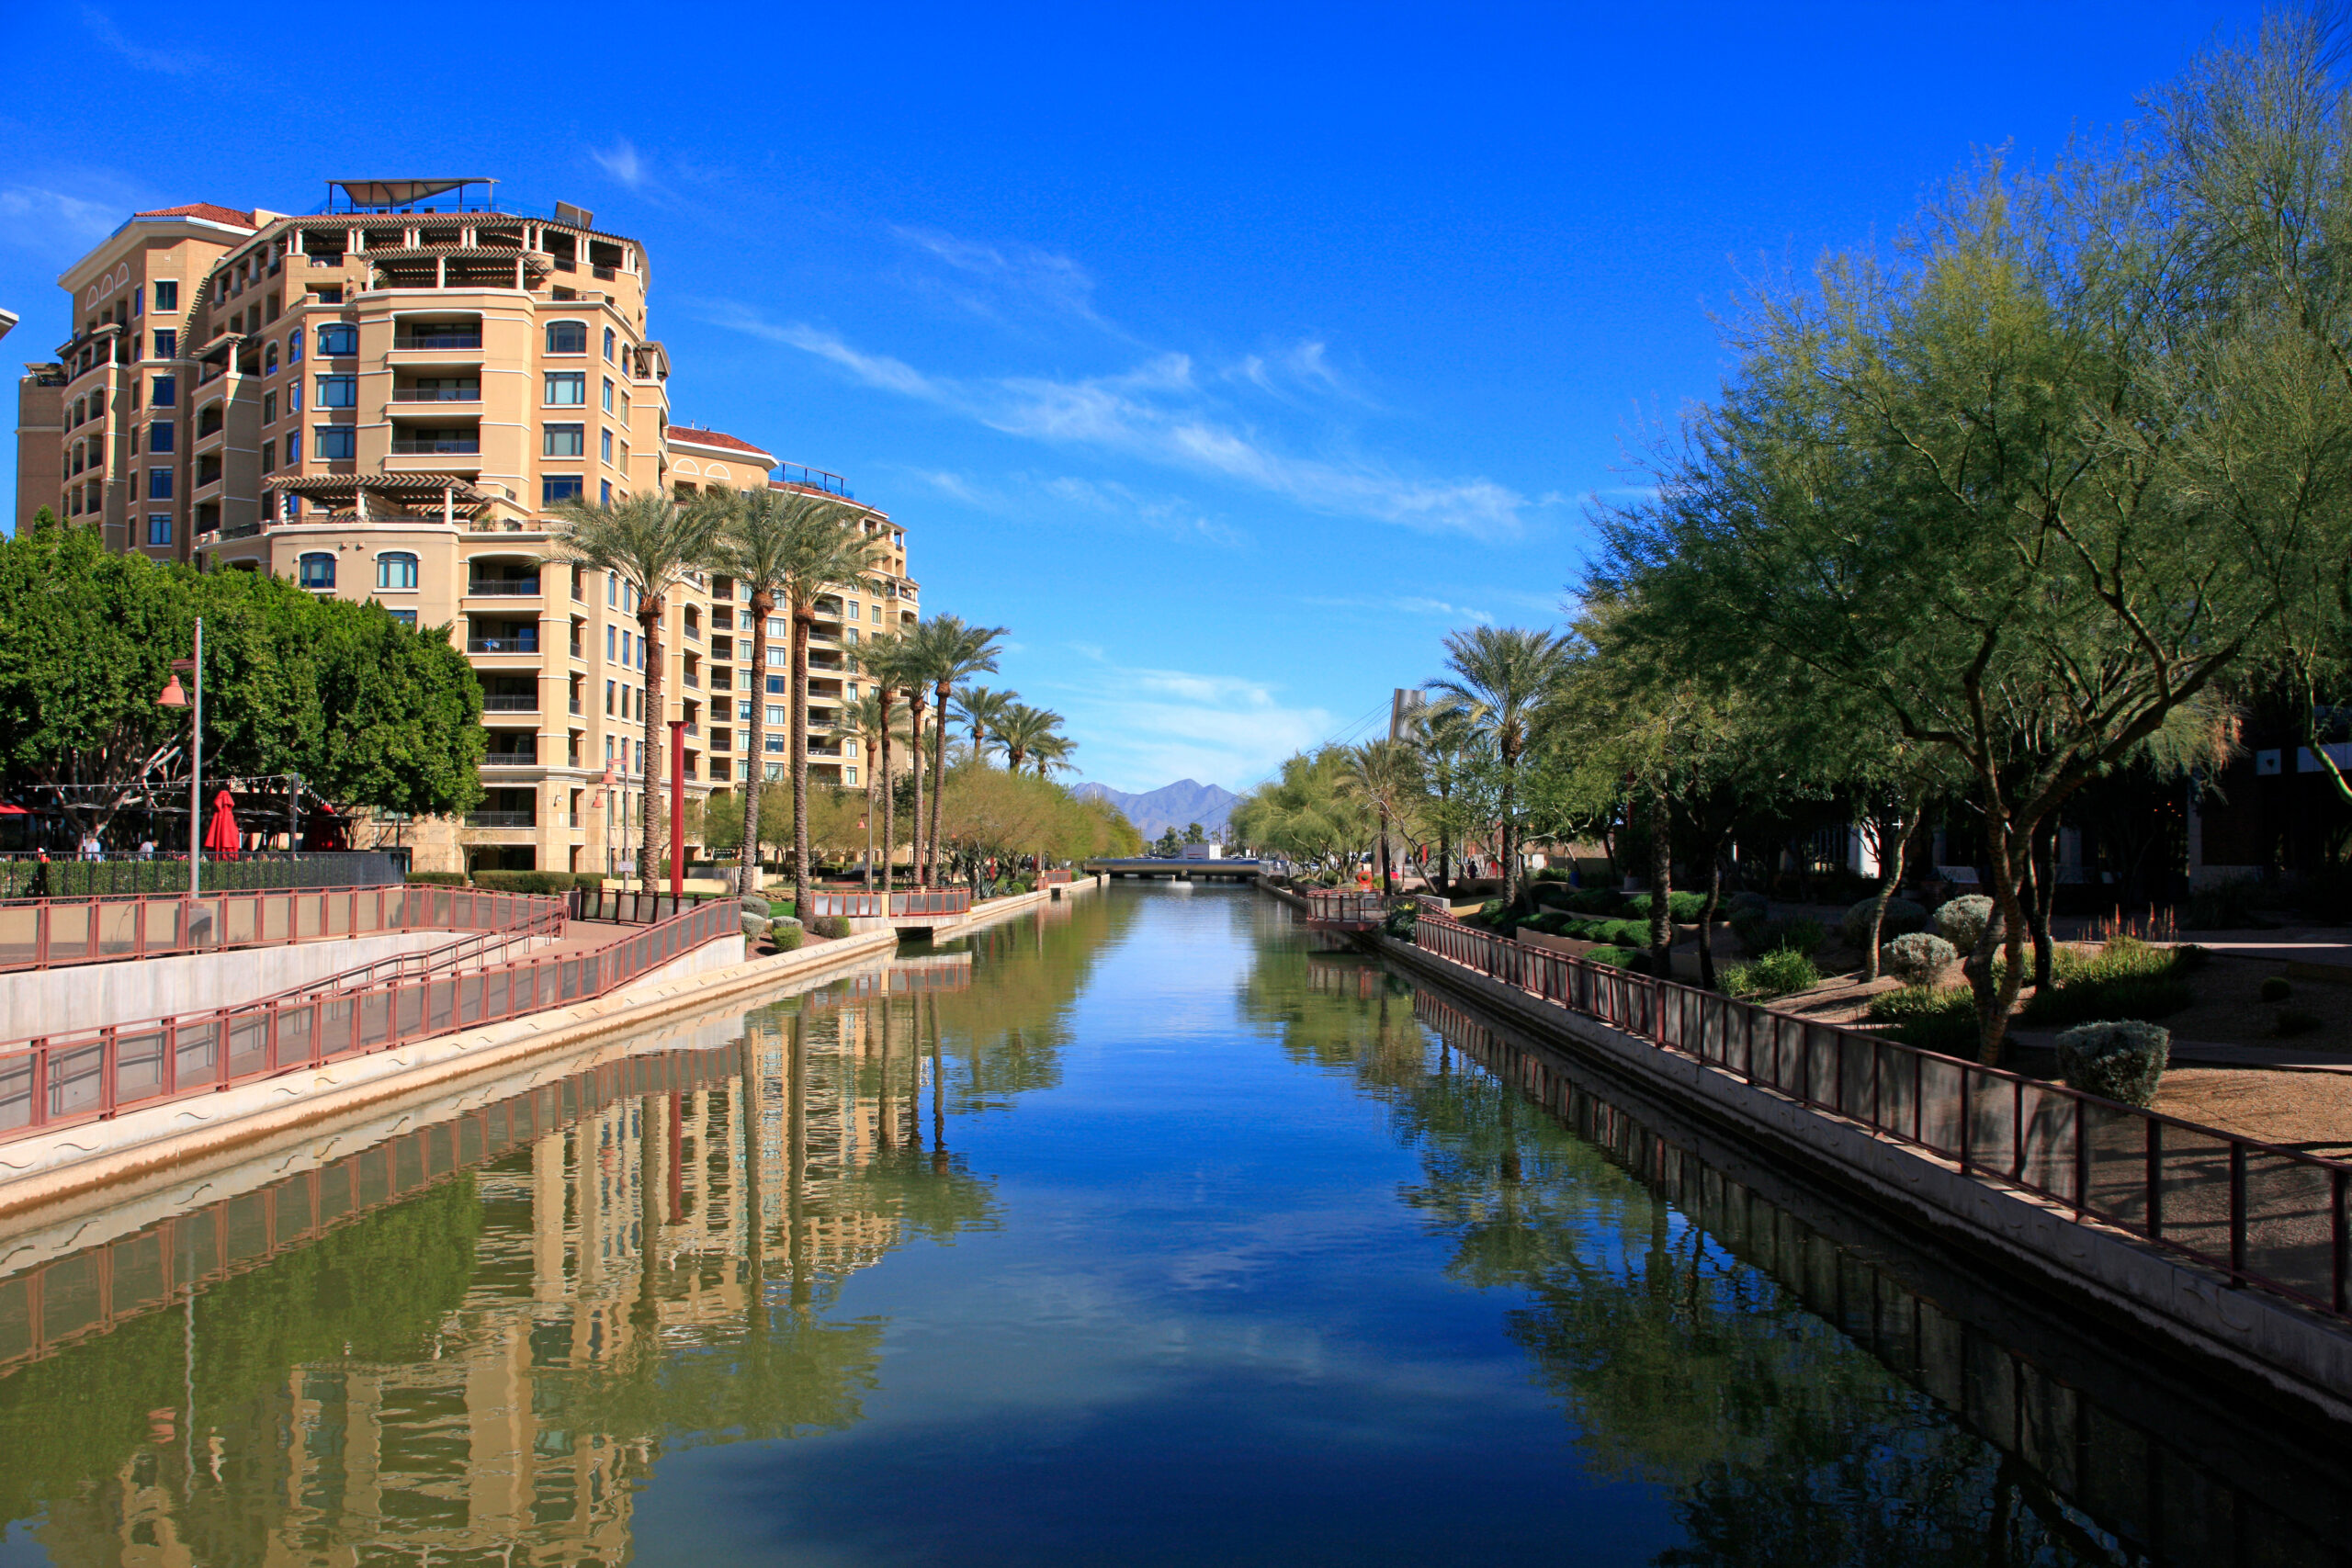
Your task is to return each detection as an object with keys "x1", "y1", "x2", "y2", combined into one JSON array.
[
  {"x1": 1727, "y1": 948, "x2": 1821, "y2": 998},
  {"x1": 1623, "y1": 890, "x2": 1709, "y2": 922},
  {"x1": 1883, "y1": 931, "x2": 1957, "y2": 987},
  {"x1": 2274, "y1": 1008, "x2": 2323, "y2": 1038},
  {"x1": 771, "y1": 921, "x2": 806, "y2": 953},
  {"x1": 738, "y1": 895, "x2": 773, "y2": 918},
  {"x1": 2259, "y1": 976, "x2": 2292, "y2": 1003},
  {"x1": 1563, "y1": 887, "x2": 1623, "y2": 916},
  {"x1": 1933, "y1": 895, "x2": 1999, "y2": 953},
  {"x1": 1840, "y1": 896, "x2": 1928, "y2": 949},
  {"x1": 1582, "y1": 944, "x2": 1639, "y2": 970},
  {"x1": 811, "y1": 914, "x2": 852, "y2": 940},
  {"x1": 2054, "y1": 1020, "x2": 2170, "y2": 1106}
]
